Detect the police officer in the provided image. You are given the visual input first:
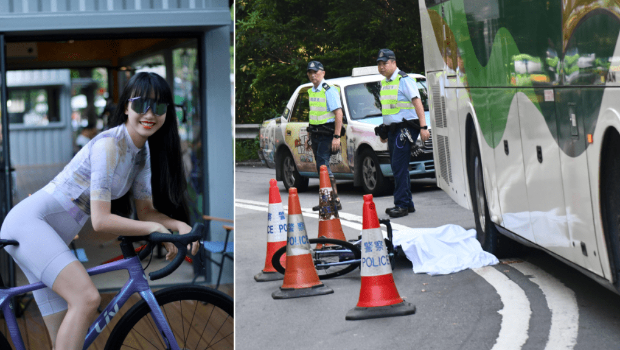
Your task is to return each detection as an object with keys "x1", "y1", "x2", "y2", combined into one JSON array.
[
  {"x1": 377, "y1": 49, "x2": 430, "y2": 218},
  {"x1": 303, "y1": 60, "x2": 343, "y2": 210}
]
